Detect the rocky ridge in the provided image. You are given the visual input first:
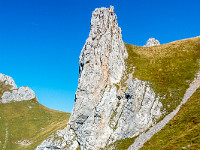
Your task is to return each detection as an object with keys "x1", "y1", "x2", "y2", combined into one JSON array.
[{"x1": 0, "y1": 73, "x2": 36, "y2": 103}]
